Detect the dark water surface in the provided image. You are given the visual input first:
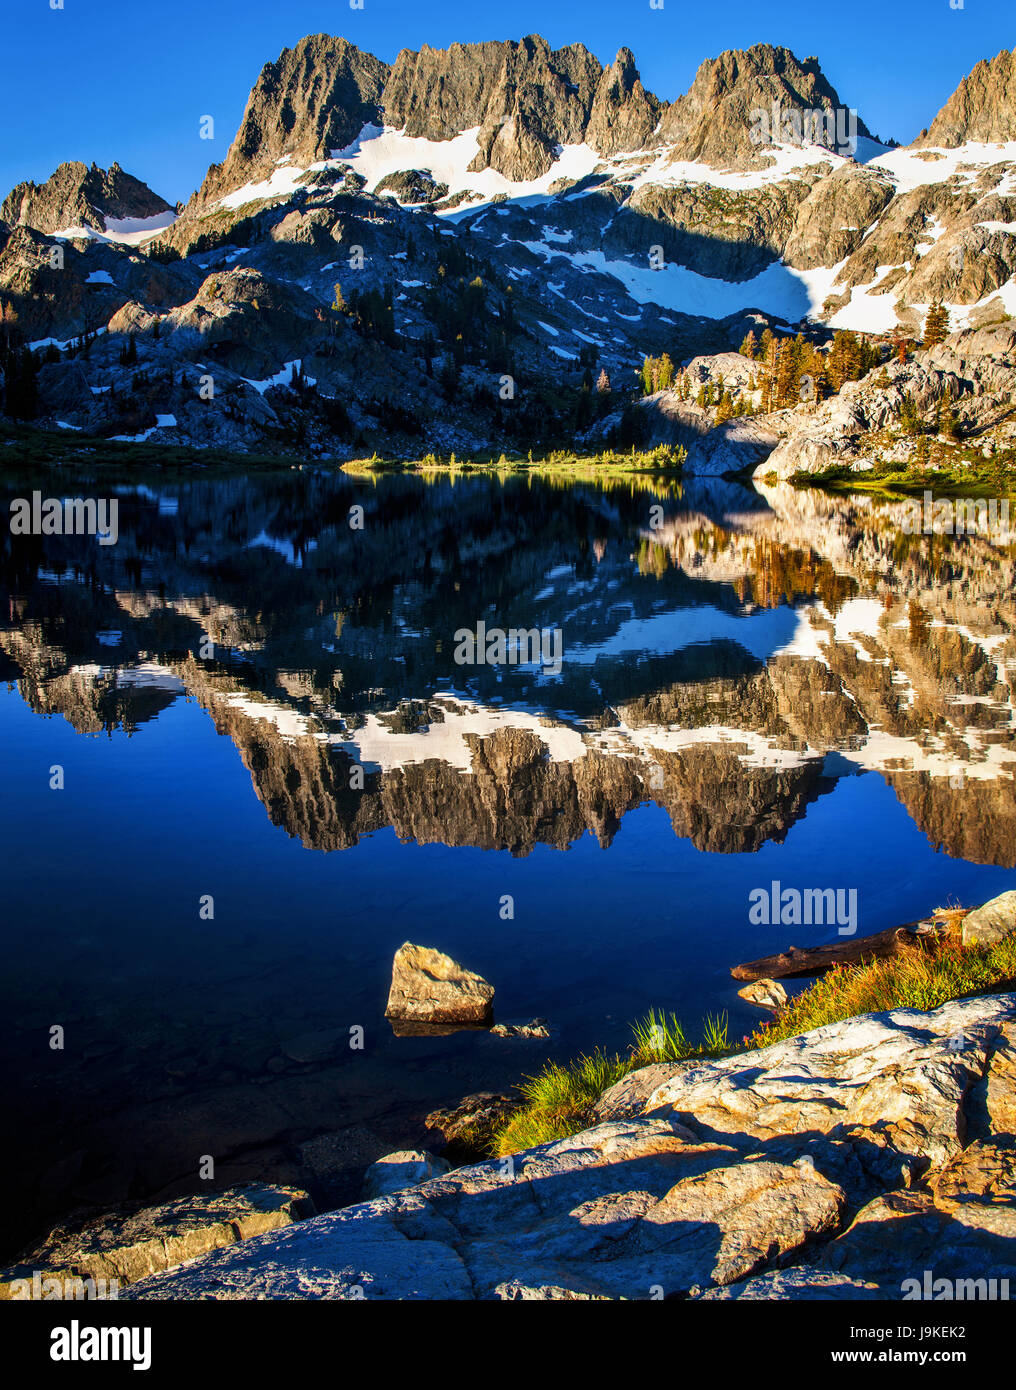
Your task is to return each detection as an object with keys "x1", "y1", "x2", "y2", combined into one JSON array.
[{"x1": 2, "y1": 462, "x2": 1014, "y2": 1256}]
